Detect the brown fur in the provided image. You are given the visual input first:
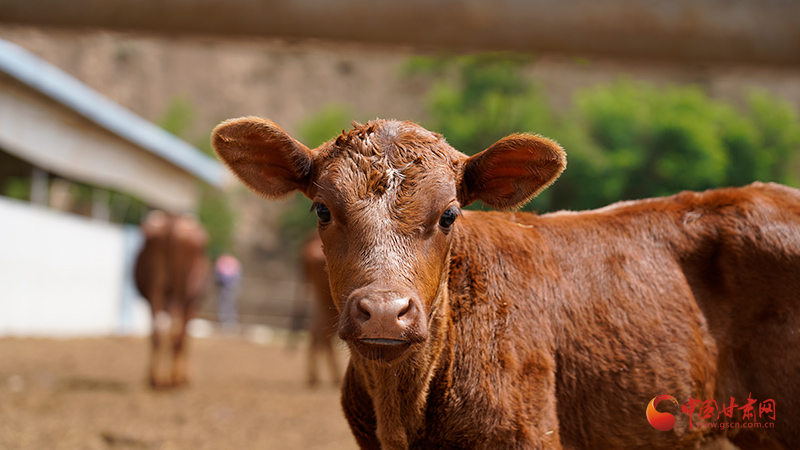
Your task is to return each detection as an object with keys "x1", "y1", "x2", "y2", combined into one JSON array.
[
  {"x1": 213, "y1": 117, "x2": 800, "y2": 449},
  {"x1": 134, "y1": 210, "x2": 209, "y2": 389}
]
